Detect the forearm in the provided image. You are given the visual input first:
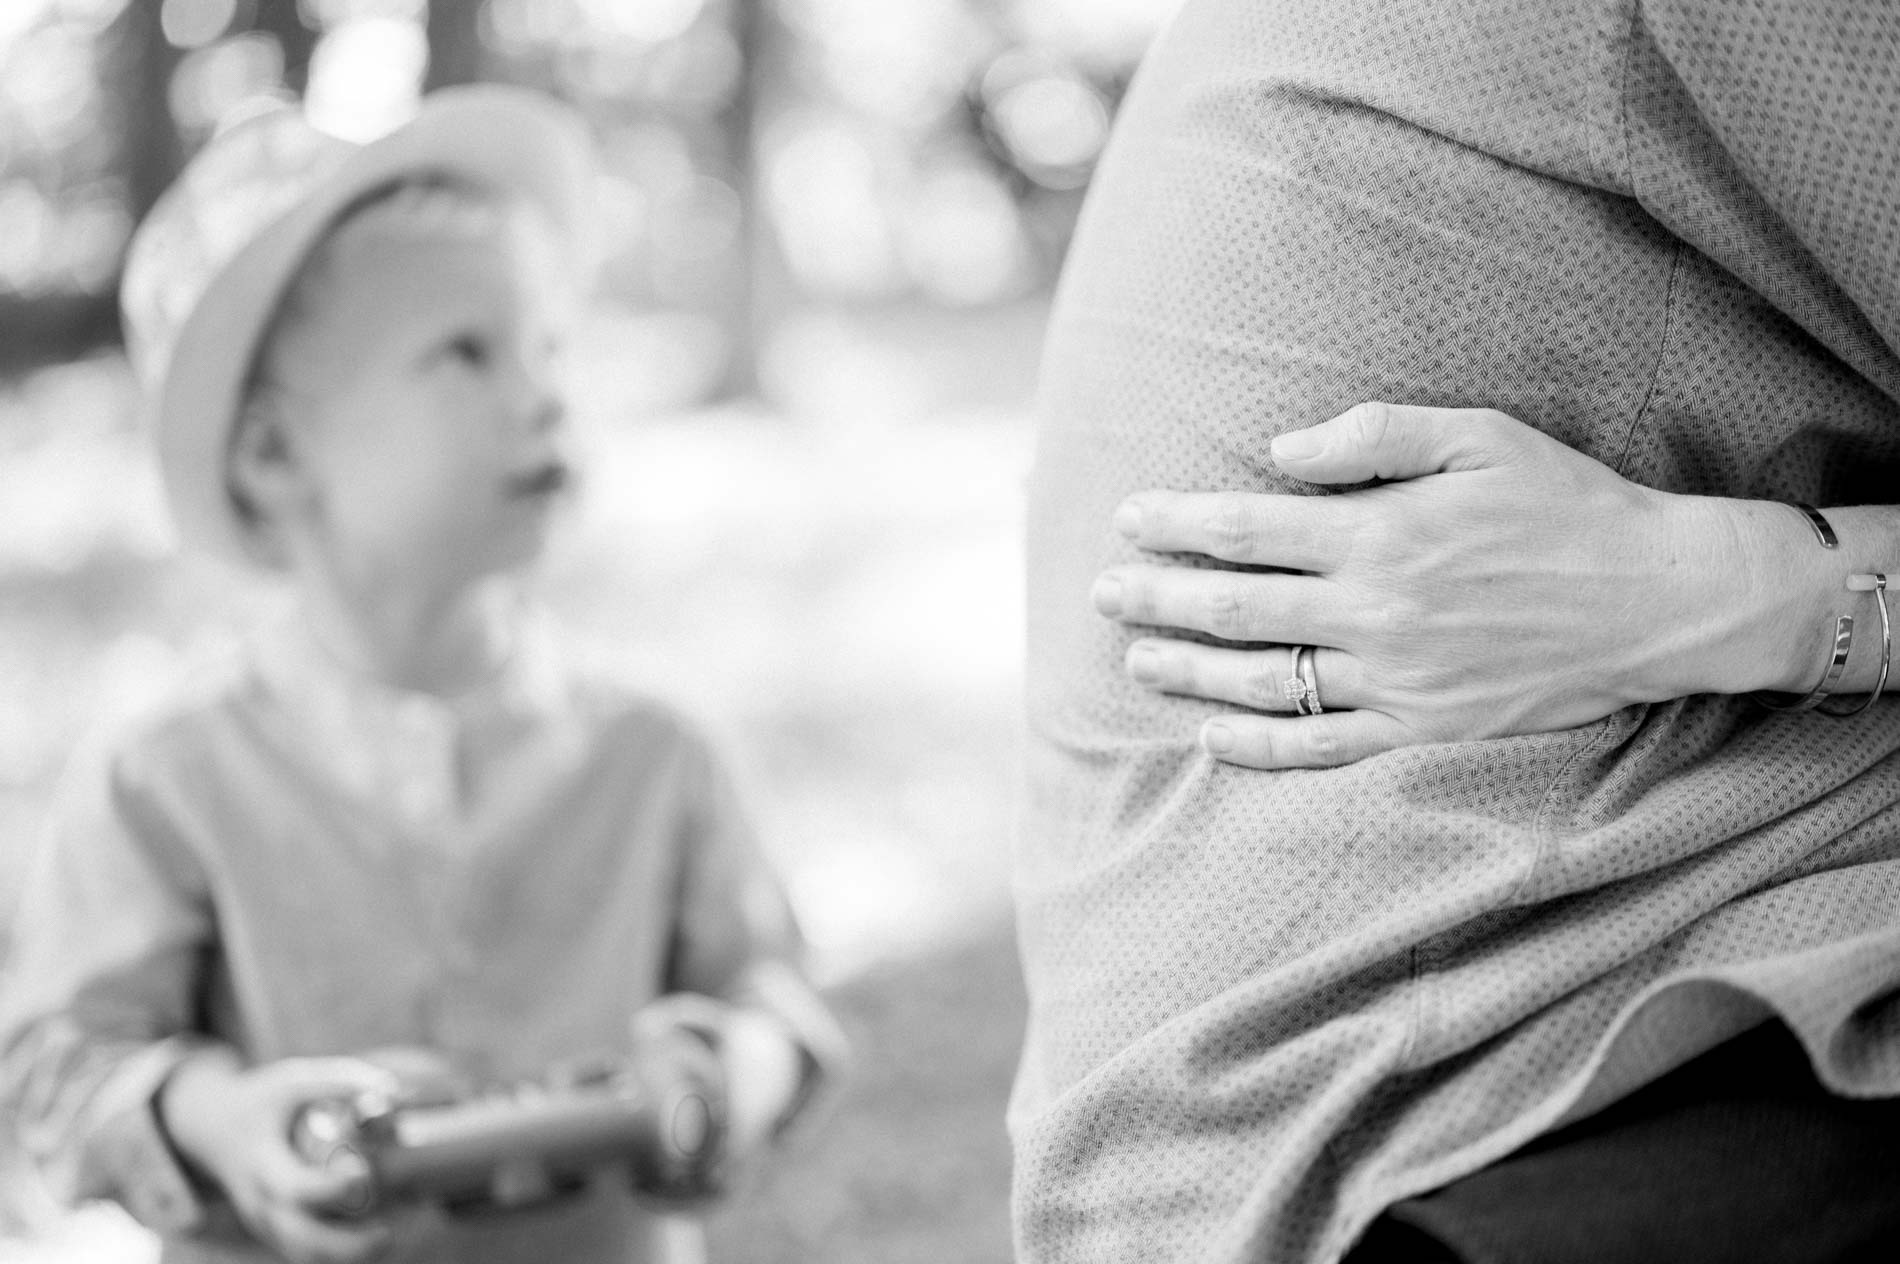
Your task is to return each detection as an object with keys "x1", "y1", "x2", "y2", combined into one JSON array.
[
  {"x1": 1660, "y1": 495, "x2": 1900, "y2": 700},
  {"x1": 0, "y1": 1020, "x2": 213, "y2": 1232},
  {"x1": 154, "y1": 1042, "x2": 247, "y2": 1186}
]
